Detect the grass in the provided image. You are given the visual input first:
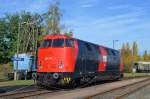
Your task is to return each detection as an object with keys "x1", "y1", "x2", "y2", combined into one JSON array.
[
  {"x1": 0, "y1": 80, "x2": 34, "y2": 87},
  {"x1": 0, "y1": 73, "x2": 8, "y2": 81},
  {"x1": 0, "y1": 73, "x2": 149, "y2": 88},
  {"x1": 124, "y1": 73, "x2": 150, "y2": 78}
]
